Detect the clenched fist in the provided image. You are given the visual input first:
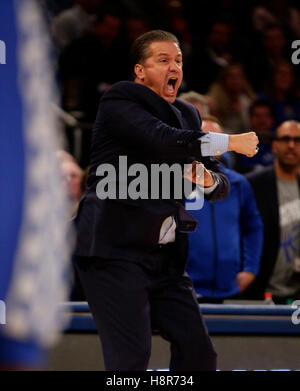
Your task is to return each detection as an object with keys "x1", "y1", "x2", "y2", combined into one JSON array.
[
  {"x1": 228, "y1": 132, "x2": 259, "y2": 157},
  {"x1": 183, "y1": 161, "x2": 214, "y2": 187}
]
